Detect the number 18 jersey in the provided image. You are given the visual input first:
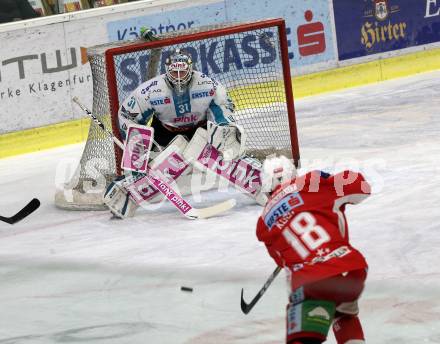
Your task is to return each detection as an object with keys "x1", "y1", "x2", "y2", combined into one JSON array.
[{"x1": 256, "y1": 170, "x2": 371, "y2": 289}]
